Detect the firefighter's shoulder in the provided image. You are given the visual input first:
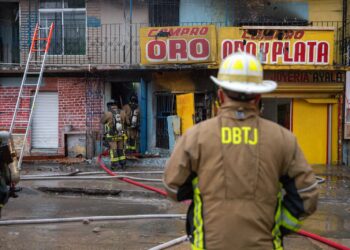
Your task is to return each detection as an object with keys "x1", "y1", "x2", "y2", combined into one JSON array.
[
  {"x1": 259, "y1": 117, "x2": 297, "y2": 146},
  {"x1": 181, "y1": 116, "x2": 219, "y2": 141}
]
